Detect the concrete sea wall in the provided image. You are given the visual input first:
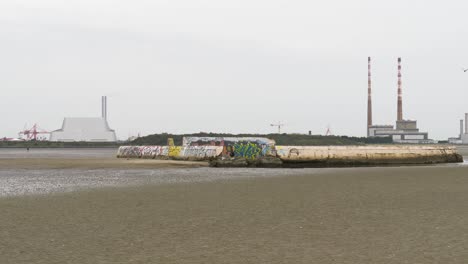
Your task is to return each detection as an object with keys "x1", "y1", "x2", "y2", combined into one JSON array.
[
  {"x1": 117, "y1": 144, "x2": 463, "y2": 167},
  {"x1": 276, "y1": 145, "x2": 463, "y2": 166},
  {"x1": 117, "y1": 136, "x2": 276, "y2": 160},
  {"x1": 182, "y1": 137, "x2": 276, "y2": 158},
  {"x1": 117, "y1": 146, "x2": 223, "y2": 160}
]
